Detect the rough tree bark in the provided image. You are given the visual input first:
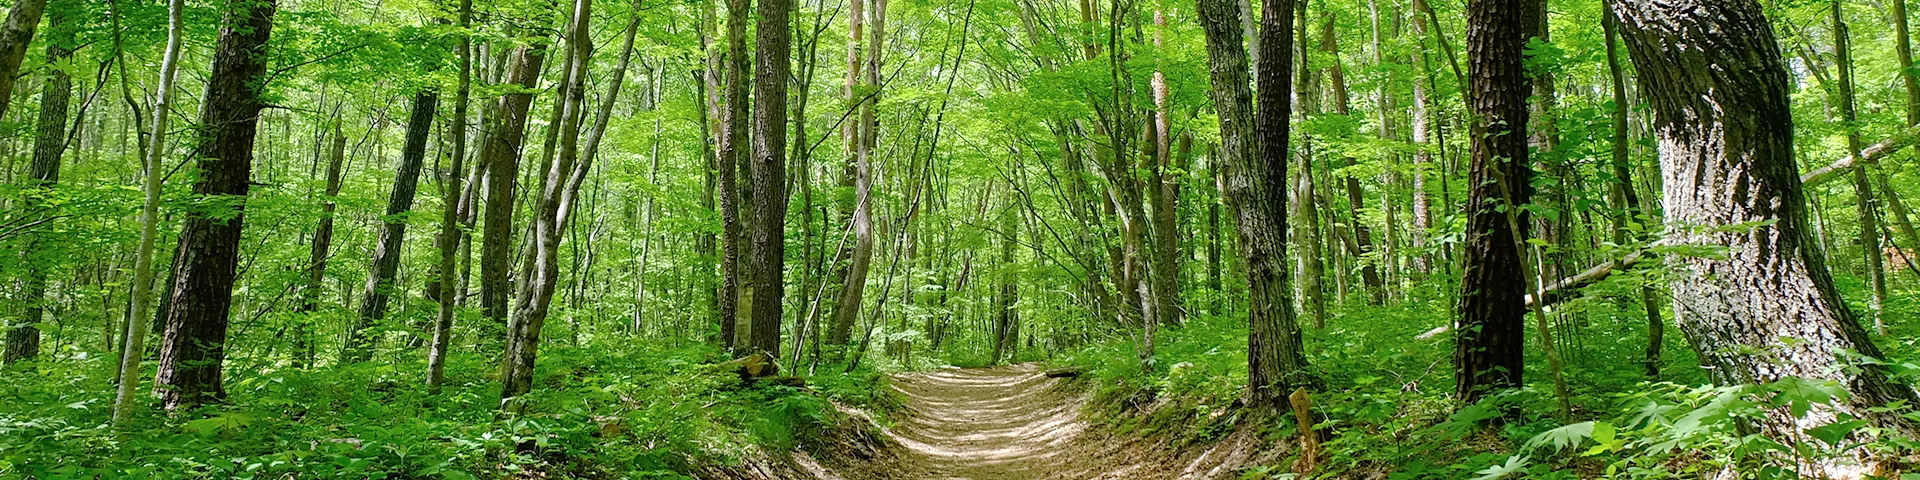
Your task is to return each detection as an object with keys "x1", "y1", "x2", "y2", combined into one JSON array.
[
  {"x1": 1197, "y1": 0, "x2": 1313, "y2": 408},
  {"x1": 0, "y1": 0, "x2": 49, "y2": 121},
  {"x1": 716, "y1": 0, "x2": 749, "y2": 350},
  {"x1": 479, "y1": 41, "x2": 548, "y2": 330},
  {"x1": 428, "y1": 0, "x2": 474, "y2": 395},
  {"x1": 153, "y1": 0, "x2": 278, "y2": 411},
  {"x1": 4, "y1": 4, "x2": 72, "y2": 365},
  {"x1": 1612, "y1": 0, "x2": 1920, "y2": 460},
  {"x1": 1453, "y1": 0, "x2": 1535, "y2": 404},
  {"x1": 745, "y1": 0, "x2": 792, "y2": 356}
]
